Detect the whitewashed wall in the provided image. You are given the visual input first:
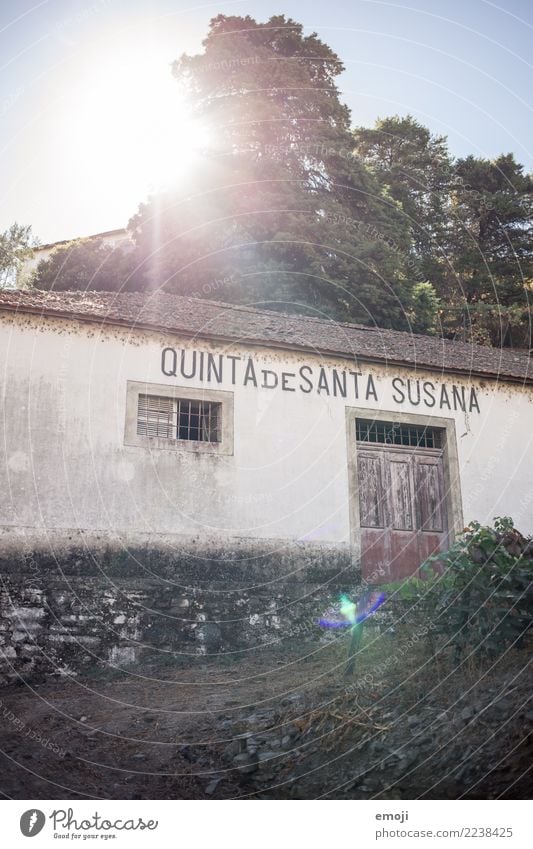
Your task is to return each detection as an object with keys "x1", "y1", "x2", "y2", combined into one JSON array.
[{"x1": 1, "y1": 311, "x2": 532, "y2": 548}]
